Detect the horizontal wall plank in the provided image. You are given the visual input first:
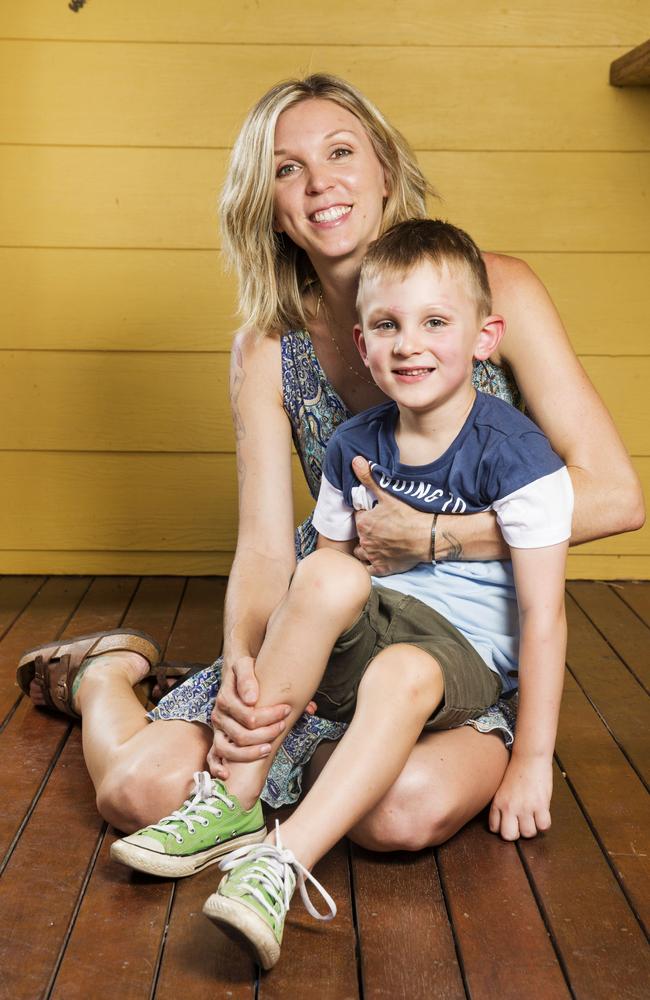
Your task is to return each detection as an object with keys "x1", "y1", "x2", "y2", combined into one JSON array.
[
  {"x1": 427, "y1": 152, "x2": 650, "y2": 254},
  {"x1": 1, "y1": 550, "x2": 648, "y2": 579},
  {"x1": 0, "y1": 249, "x2": 236, "y2": 352},
  {"x1": 1, "y1": 351, "x2": 647, "y2": 455},
  {"x1": 0, "y1": 146, "x2": 224, "y2": 249},
  {"x1": 0, "y1": 452, "x2": 314, "y2": 551},
  {"x1": 0, "y1": 452, "x2": 646, "y2": 555},
  {"x1": 3, "y1": 42, "x2": 649, "y2": 151},
  {"x1": 0, "y1": 550, "x2": 234, "y2": 575},
  {"x1": 567, "y1": 554, "x2": 650, "y2": 580},
  {"x1": 0, "y1": 1, "x2": 646, "y2": 46},
  {"x1": 1, "y1": 147, "x2": 648, "y2": 252},
  {"x1": 581, "y1": 357, "x2": 650, "y2": 457},
  {"x1": 520, "y1": 253, "x2": 650, "y2": 356},
  {"x1": 0, "y1": 351, "x2": 235, "y2": 452},
  {"x1": 0, "y1": 248, "x2": 647, "y2": 356}
]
